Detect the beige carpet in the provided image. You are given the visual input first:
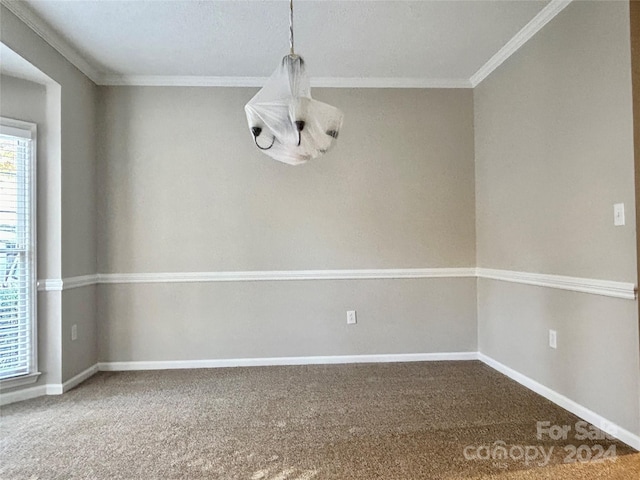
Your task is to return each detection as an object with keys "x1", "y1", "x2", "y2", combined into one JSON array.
[{"x1": 1, "y1": 361, "x2": 638, "y2": 479}]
